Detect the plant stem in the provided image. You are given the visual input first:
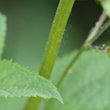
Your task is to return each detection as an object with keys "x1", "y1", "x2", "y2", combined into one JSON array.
[
  {"x1": 39, "y1": 0, "x2": 76, "y2": 79},
  {"x1": 84, "y1": 11, "x2": 107, "y2": 46},
  {"x1": 24, "y1": 97, "x2": 41, "y2": 110},
  {"x1": 57, "y1": 11, "x2": 110, "y2": 88},
  {"x1": 24, "y1": 0, "x2": 76, "y2": 110},
  {"x1": 57, "y1": 46, "x2": 88, "y2": 88},
  {"x1": 86, "y1": 19, "x2": 110, "y2": 46}
]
